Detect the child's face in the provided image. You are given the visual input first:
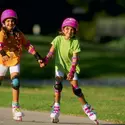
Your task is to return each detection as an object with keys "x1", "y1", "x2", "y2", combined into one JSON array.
[
  {"x1": 62, "y1": 26, "x2": 75, "y2": 39},
  {"x1": 4, "y1": 18, "x2": 16, "y2": 31}
]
